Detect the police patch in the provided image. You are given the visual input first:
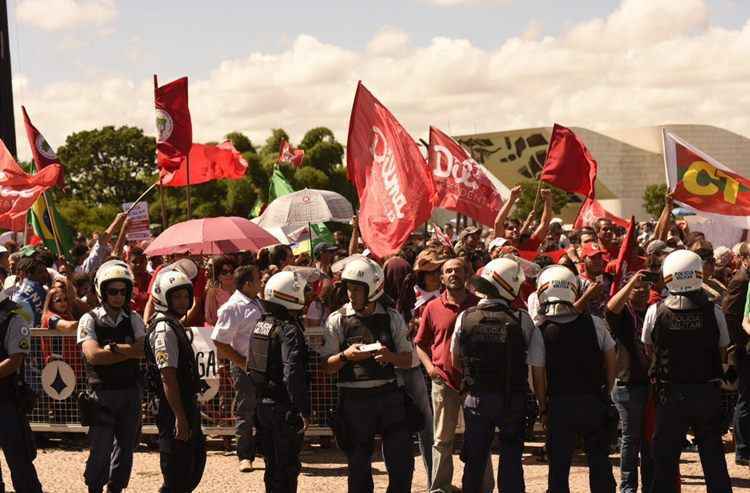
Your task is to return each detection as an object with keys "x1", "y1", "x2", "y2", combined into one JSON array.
[
  {"x1": 18, "y1": 337, "x2": 29, "y2": 351},
  {"x1": 20, "y1": 326, "x2": 30, "y2": 337},
  {"x1": 254, "y1": 321, "x2": 274, "y2": 337},
  {"x1": 156, "y1": 351, "x2": 168, "y2": 366}
]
